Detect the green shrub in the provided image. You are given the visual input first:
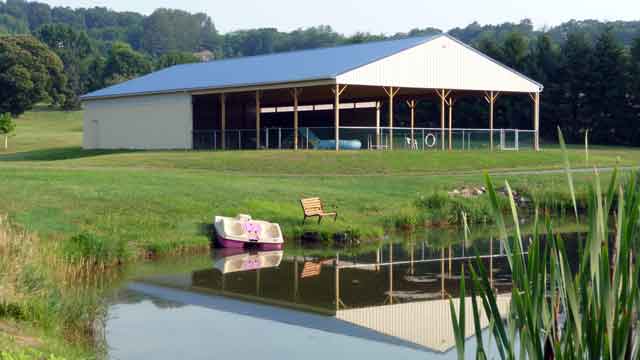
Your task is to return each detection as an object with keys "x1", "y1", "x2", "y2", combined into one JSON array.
[
  {"x1": 63, "y1": 231, "x2": 128, "y2": 265},
  {"x1": 416, "y1": 192, "x2": 499, "y2": 225},
  {"x1": 387, "y1": 207, "x2": 423, "y2": 229},
  {"x1": 344, "y1": 226, "x2": 362, "y2": 240},
  {"x1": 416, "y1": 192, "x2": 449, "y2": 209}
]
